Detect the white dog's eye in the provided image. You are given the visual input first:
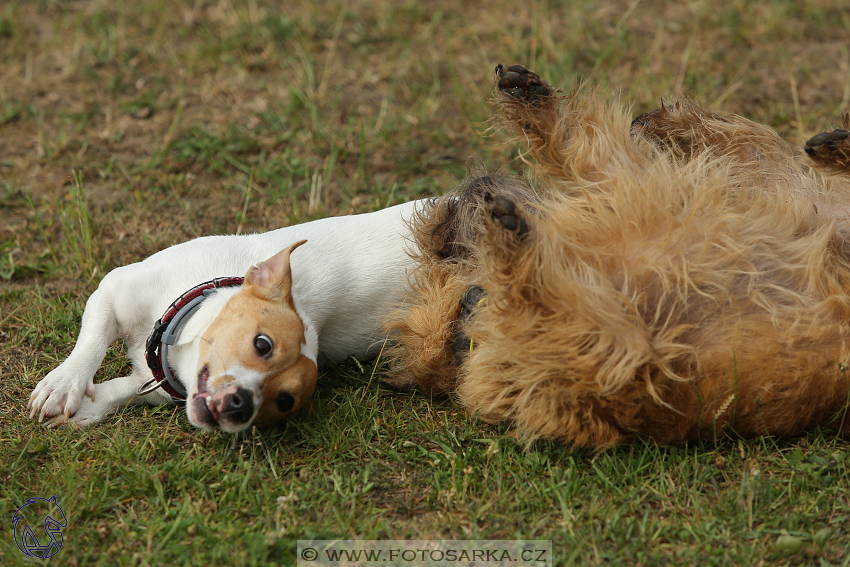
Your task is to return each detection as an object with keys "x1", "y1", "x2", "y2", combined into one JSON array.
[
  {"x1": 276, "y1": 392, "x2": 295, "y2": 413},
  {"x1": 253, "y1": 334, "x2": 273, "y2": 357}
]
